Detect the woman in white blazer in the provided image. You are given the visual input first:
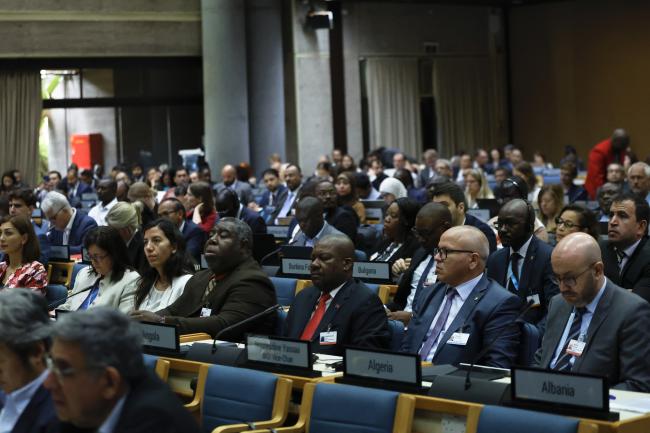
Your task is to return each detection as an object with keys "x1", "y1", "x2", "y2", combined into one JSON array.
[
  {"x1": 59, "y1": 226, "x2": 139, "y2": 313},
  {"x1": 132, "y1": 219, "x2": 194, "y2": 312}
]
